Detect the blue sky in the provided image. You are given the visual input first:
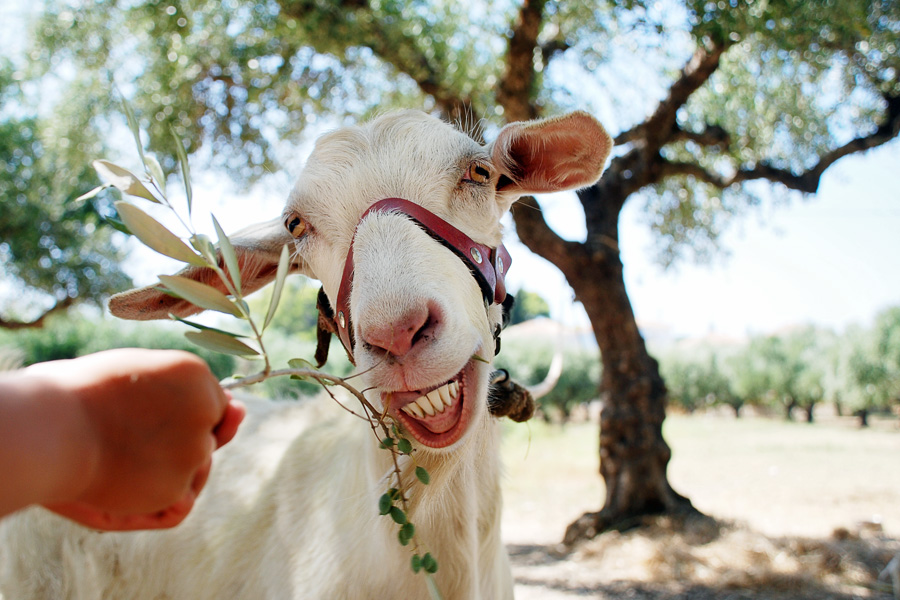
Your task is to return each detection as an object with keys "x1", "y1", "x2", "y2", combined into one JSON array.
[{"x1": 504, "y1": 140, "x2": 900, "y2": 340}]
